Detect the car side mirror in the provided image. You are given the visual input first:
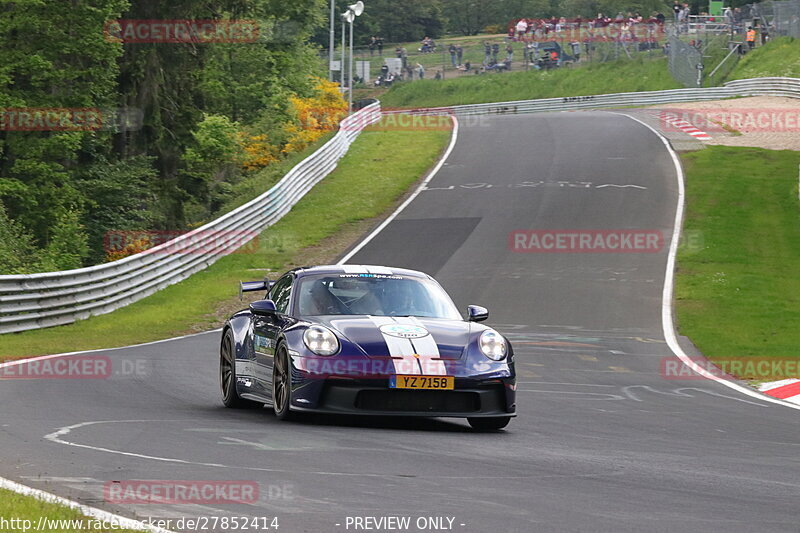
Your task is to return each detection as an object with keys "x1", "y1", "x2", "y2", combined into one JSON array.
[
  {"x1": 250, "y1": 299, "x2": 277, "y2": 315},
  {"x1": 467, "y1": 305, "x2": 489, "y2": 322}
]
